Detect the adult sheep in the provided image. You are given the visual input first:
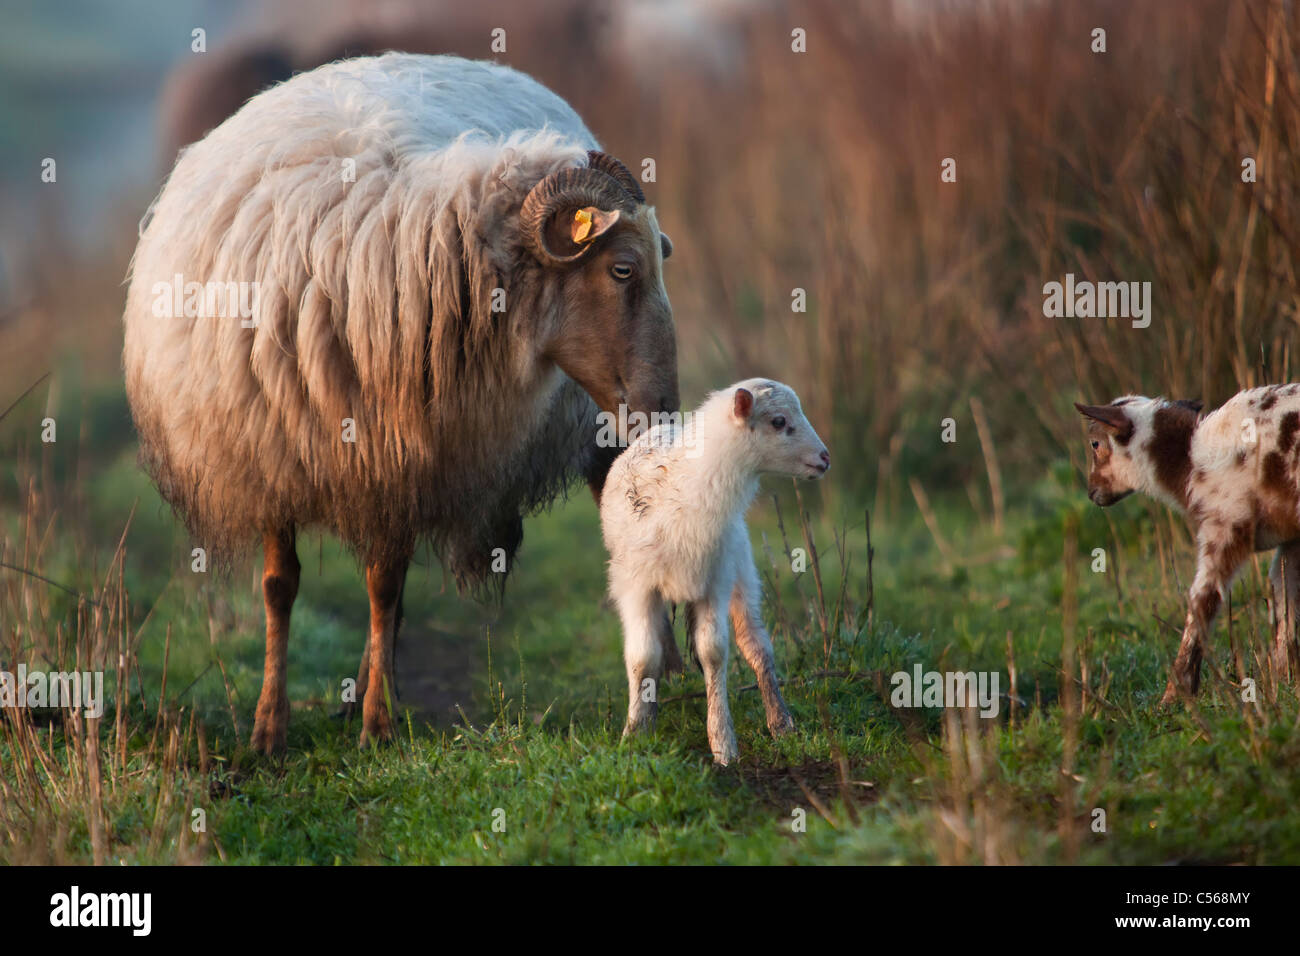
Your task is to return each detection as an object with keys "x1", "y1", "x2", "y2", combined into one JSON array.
[{"x1": 123, "y1": 53, "x2": 679, "y2": 753}]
